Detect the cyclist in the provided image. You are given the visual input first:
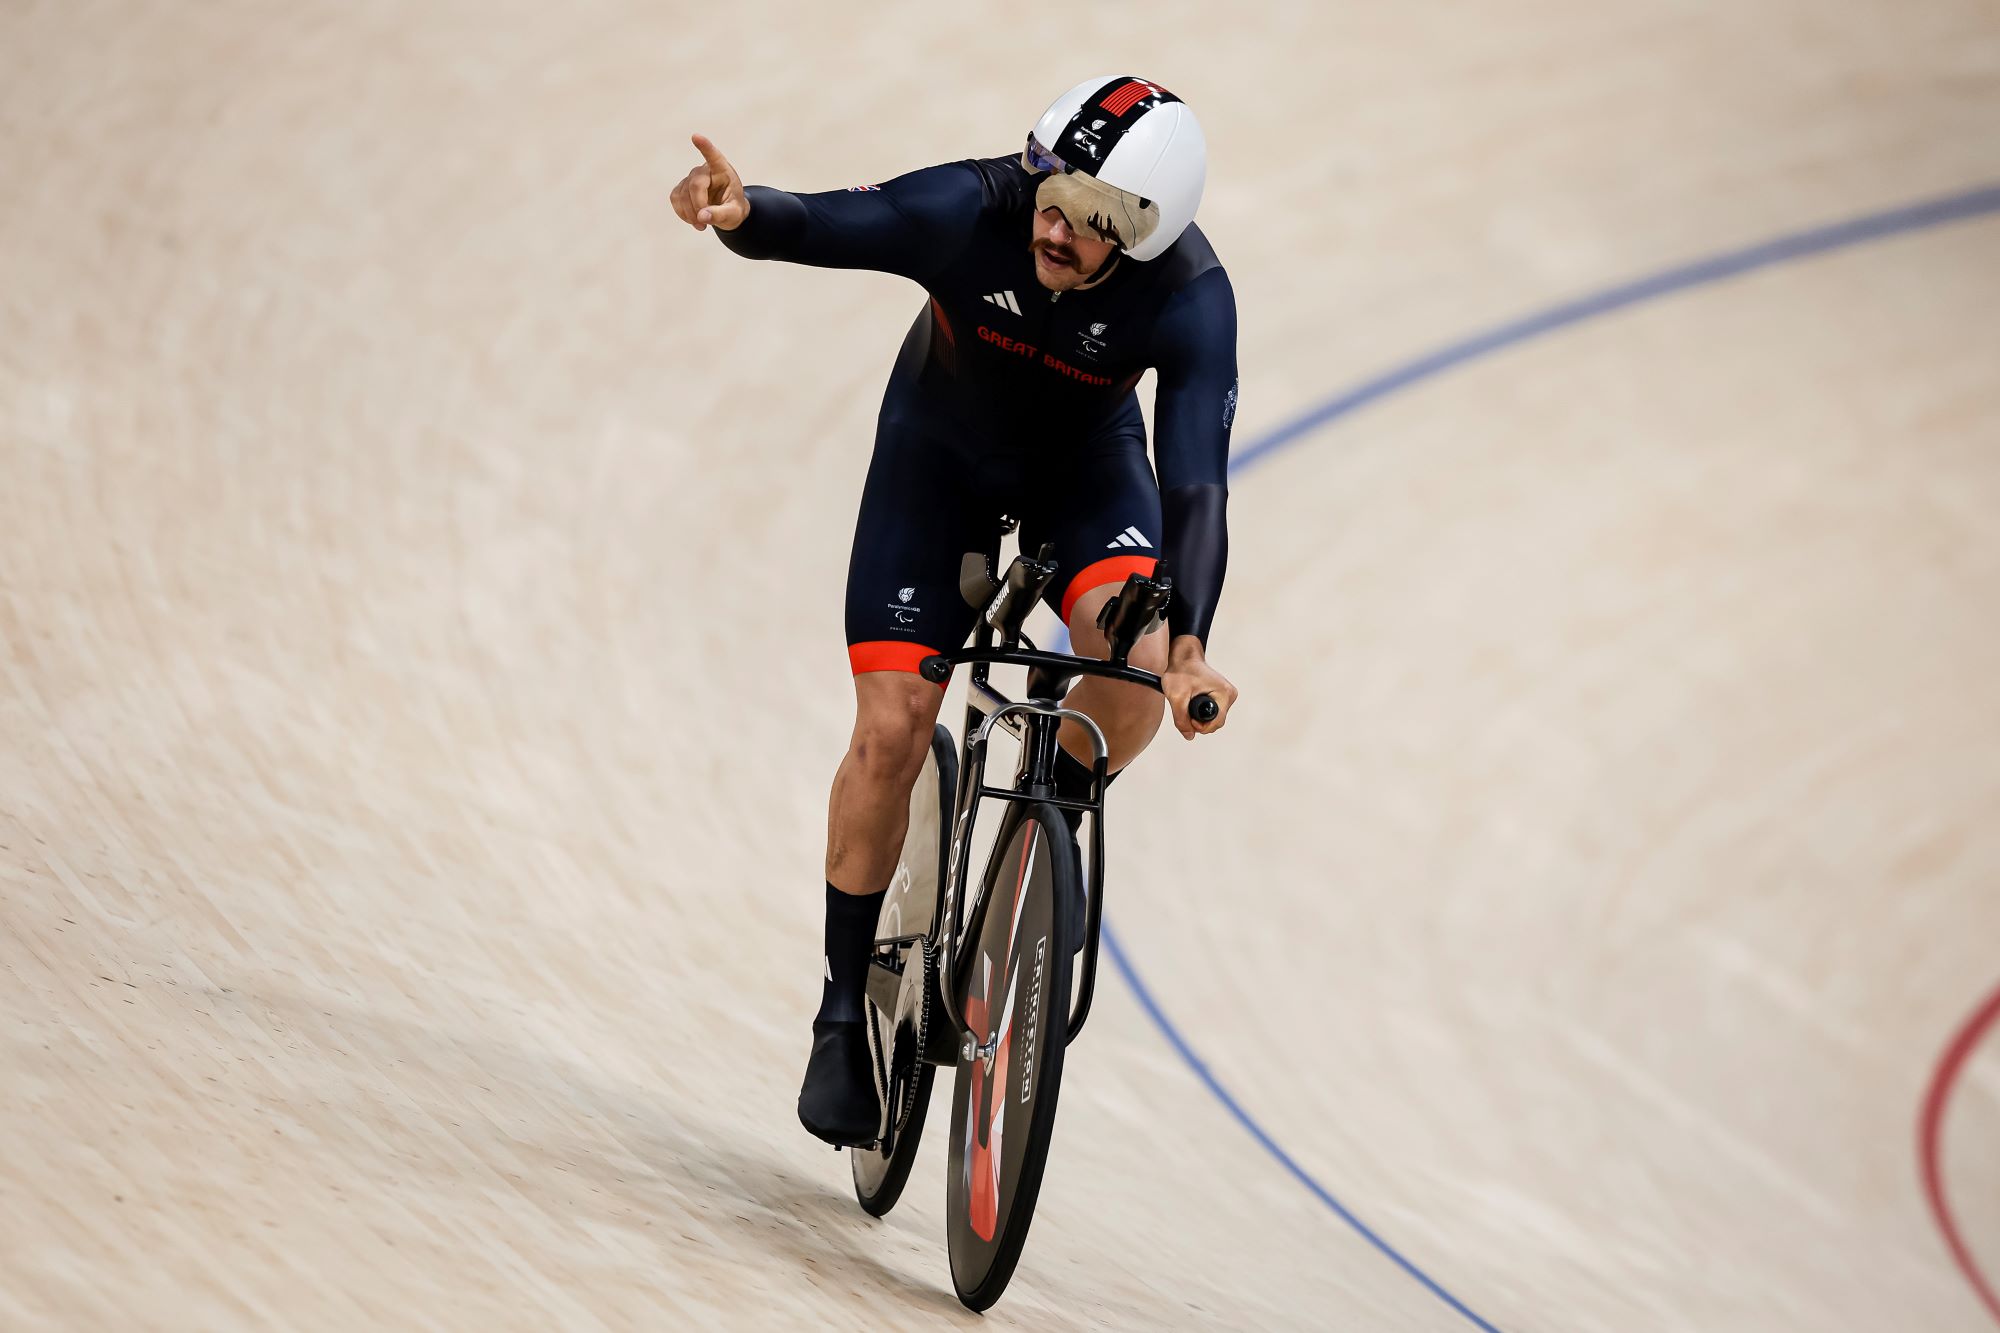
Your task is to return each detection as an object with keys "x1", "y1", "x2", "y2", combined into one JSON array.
[{"x1": 671, "y1": 77, "x2": 1240, "y2": 1147}]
